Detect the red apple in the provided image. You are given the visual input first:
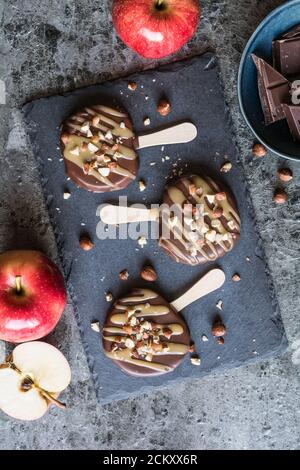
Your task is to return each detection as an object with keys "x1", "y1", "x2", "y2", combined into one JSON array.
[
  {"x1": 112, "y1": 0, "x2": 201, "y2": 59},
  {"x1": 0, "y1": 250, "x2": 67, "y2": 343}
]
